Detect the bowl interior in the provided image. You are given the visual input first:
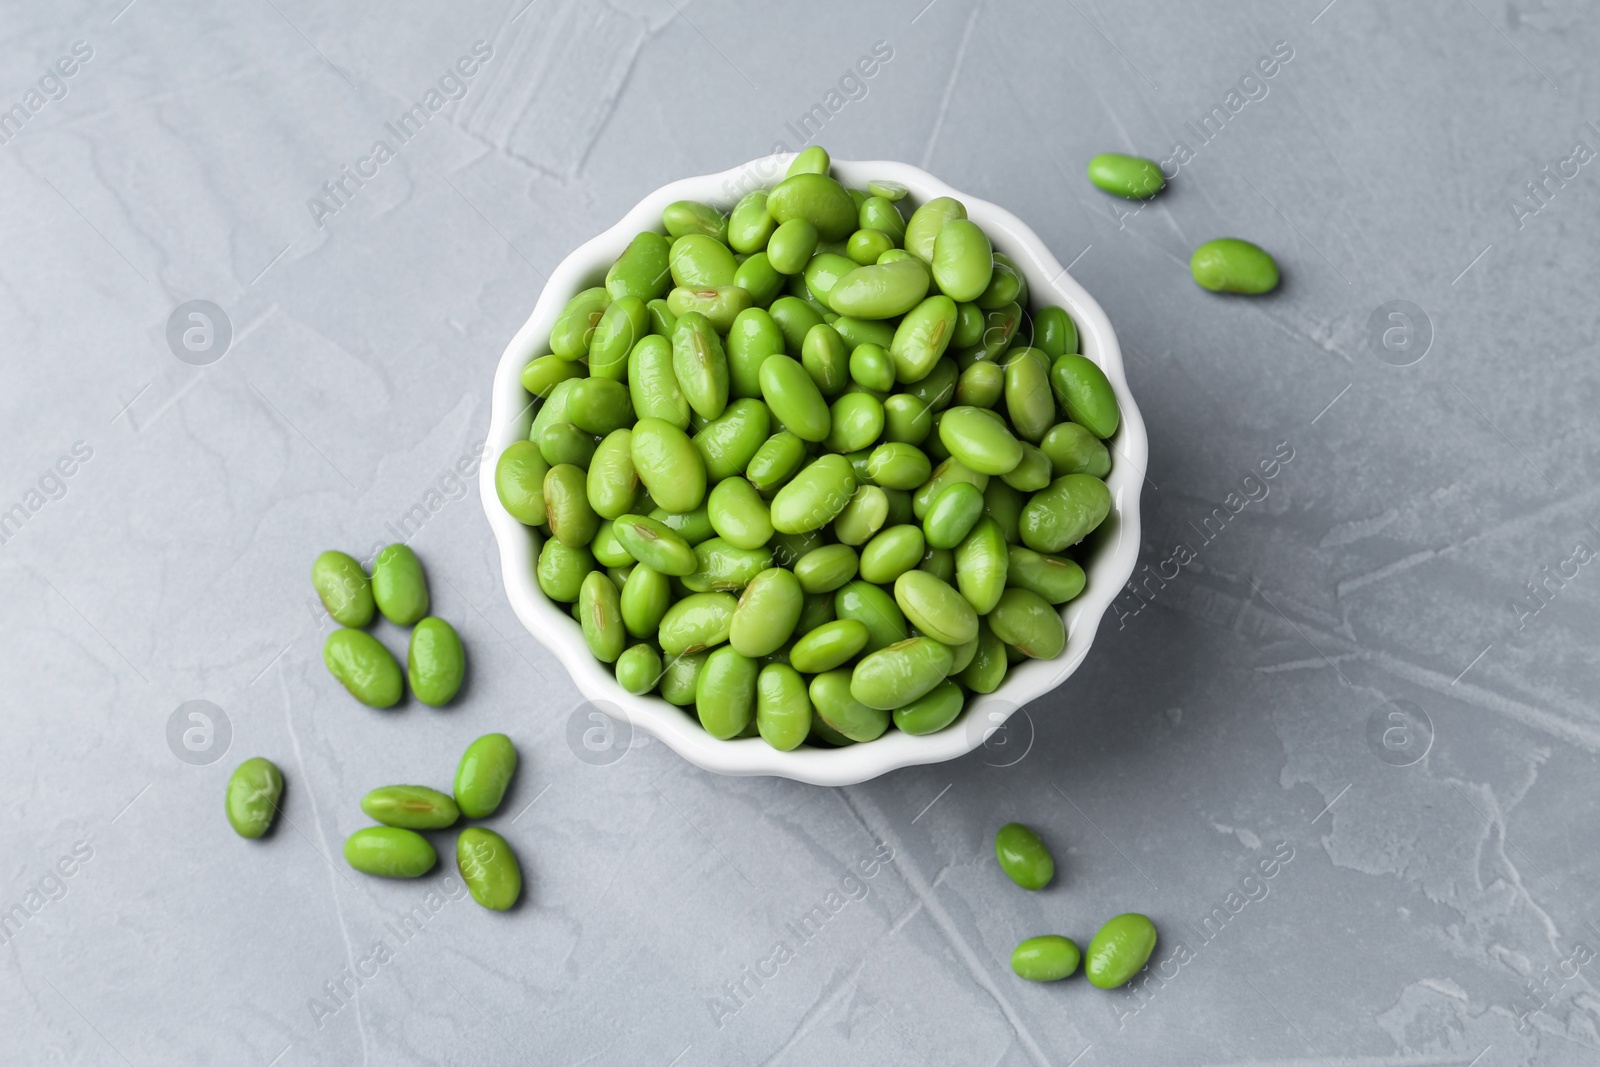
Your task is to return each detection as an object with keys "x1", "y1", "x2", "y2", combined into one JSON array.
[{"x1": 479, "y1": 154, "x2": 1147, "y2": 786}]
